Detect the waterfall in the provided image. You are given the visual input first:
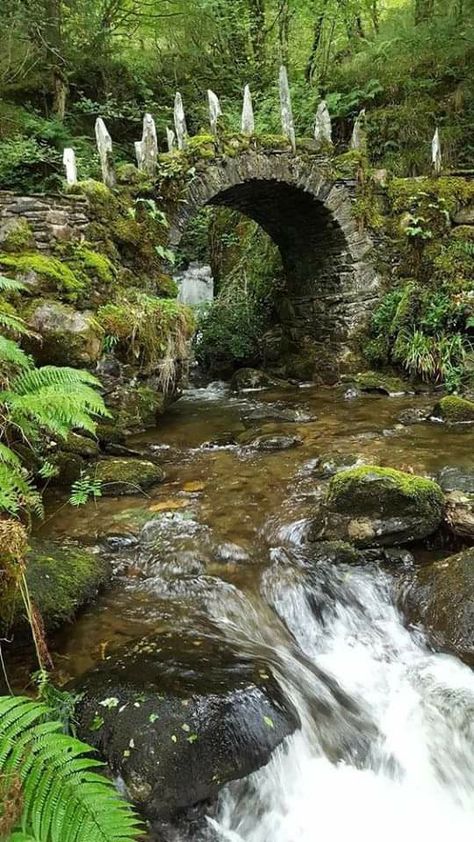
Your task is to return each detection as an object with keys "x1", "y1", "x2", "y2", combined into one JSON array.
[
  {"x1": 176, "y1": 262, "x2": 214, "y2": 307},
  {"x1": 205, "y1": 558, "x2": 474, "y2": 841}
]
